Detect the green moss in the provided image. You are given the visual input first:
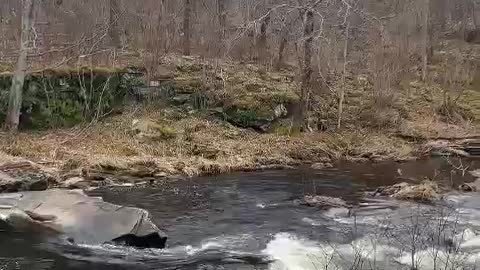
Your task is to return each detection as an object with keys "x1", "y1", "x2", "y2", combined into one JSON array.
[
  {"x1": 176, "y1": 62, "x2": 203, "y2": 73},
  {"x1": 245, "y1": 83, "x2": 264, "y2": 92},
  {"x1": 174, "y1": 78, "x2": 203, "y2": 94},
  {"x1": 0, "y1": 70, "x2": 127, "y2": 129},
  {"x1": 131, "y1": 119, "x2": 178, "y2": 141},
  {"x1": 269, "y1": 120, "x2": 302, "y2": 136},
  {"x1": 143, "y1": 121, "x2": 177, "y2": 140},
  {"x1": 225, "y1": 108, "x2": 257, "y2": 127}
]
